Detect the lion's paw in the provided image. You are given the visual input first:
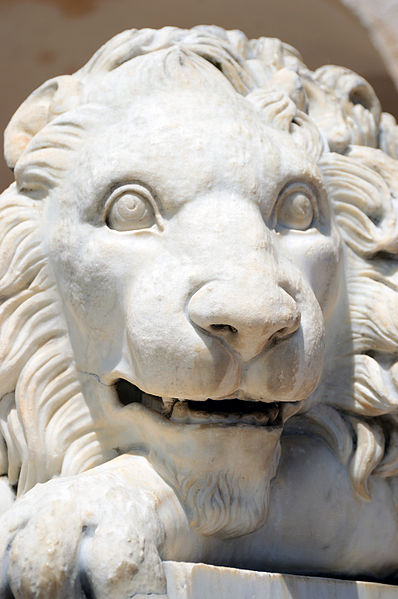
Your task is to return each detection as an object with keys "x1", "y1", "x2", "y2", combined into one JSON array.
[{"x1": 0, "y1": 473, "x2": 167, "y2": 599}]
